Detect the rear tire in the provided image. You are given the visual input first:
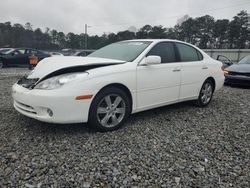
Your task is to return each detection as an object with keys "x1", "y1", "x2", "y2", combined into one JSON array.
[
  {"x1": 0, "y1": 60, "x2": 4, "y2": 69},
  {"x1": 88, "y1": 87, "x2": 131, "y2": 132},
  {"x1": 195, "y1": 79, "x2": 214, "y2": 107}
]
